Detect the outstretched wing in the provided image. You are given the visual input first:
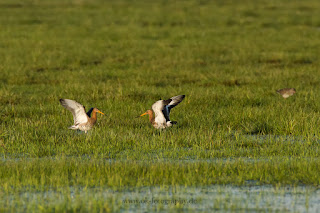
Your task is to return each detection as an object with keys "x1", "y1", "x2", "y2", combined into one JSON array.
[
  {"x1": 60, "y1": 99, "x2": 89, "y2": 125},
  {"x1": 162, "y1": 95, "x2": 185, "y2": 122},
  {"x1": 152, "y1": 98, "x2": 172, "y2": 124}
]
